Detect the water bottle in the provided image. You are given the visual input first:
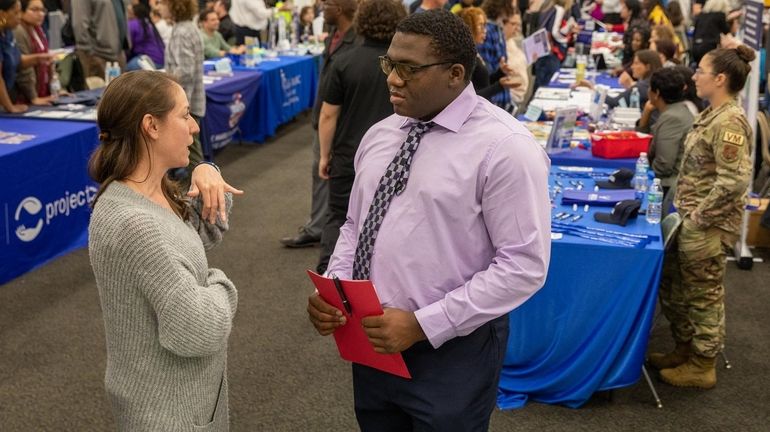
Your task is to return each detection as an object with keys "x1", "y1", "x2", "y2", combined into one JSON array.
[
  {"x1": 634, "y1": 152, "x2": 649, "y2": 199},
  {"x1": 587, "y1": 53, "x2": 596, "y2": 85},
  {"x1": 104, "y1": 62, "x2": 111, "y2": 85},
  {"x1": 646, "y1": 178, "x2": 663, "y2": 224},
  {"x1": 278, "y1": 15, "x2": 287, "y2": 45},
  {"x1": 576, "y1": 54, "x2": 587, "y2": 83},
  {"x1": 290, "y1": 12, "x2": 299, "y2": 48},
  {"x1": 105, "y1": 62, "x2": 120, "y2": 85},
  {"x1": 630, "y1": 87, "x2": 640, "y2": 109},
  {"x1": 49, "y1": 73, "x2": 61, "y2": 96}
]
